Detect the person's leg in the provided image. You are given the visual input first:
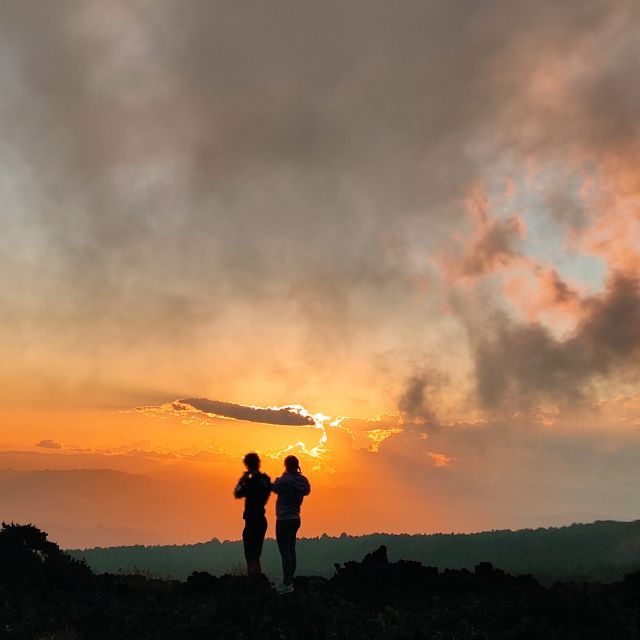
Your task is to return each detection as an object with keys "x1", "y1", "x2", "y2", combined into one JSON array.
[
  {"x1": 282, "y1": 522, "x2": 294, "y2": 584},
  {"x1": 247, "y1": 558, "x2": 261, "y2": 575},
  {"x1": 290, "y1": 519, "x2": 301, "y2": 580},
  {"x1": 276, "y1": 519, "x2": 292, "y2": 584},
  {"x1": 242, "y1": 523, "x2": 252, "y2": 575},
  {"x1": 252, "y1": 517, "x2": 267, "y2": 576},
  {"x1": 276, "y1": 519, "x2": 300, "y2": 585},
  {"x1": 244, "y1": 518, "x2": 267, "y2": 576}
]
